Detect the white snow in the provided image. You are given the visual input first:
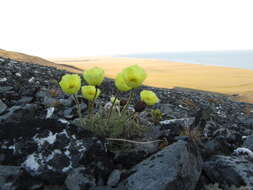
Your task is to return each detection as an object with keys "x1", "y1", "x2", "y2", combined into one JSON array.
[
  {"x1": 28, "y1": 77, "x2": 35, "y2": 83},
  {"x1": 76, "y1": 140, "x2": 86, "y2": 152},
  {"x1": 46, "y1": 149, "x2": 62, "y2": 162},
  {"x1": 15, "y1": 73, "x2": 21, "y2": 77},
  {"x1": 0, "y1": 78, "x2": 7, "y2": 82},
  {"x1": 23, "y1": 154, "x2": 40, "y2": 171},
  {"x1": 62, "y1": 162, "x2": 72, "y2": 172},
  {"x1": 46, "y1": 107, "x2": 55, "y2": 119},
  {"x1": 65, "y1": 150, "x2": 70, "y2": 156},
  {"x1": 160, "y1": 118, "x2": 193, "y2": 126},
  {"x1": 33, "y1": 131, "x2": 57, "y2": 146},
  {"x1": 58, "y1": 118, "x2": 70, "y2": 124},
  {"x1": 72, "y1": 135, "x2": 76, "y2": 139},
  {"x1": 8, "y1": 145, "x2": 15, "y2": 152},
  {"x1": 234, "y1": 147, "x2": 253, "y2": 159},
  {"x1": 60, "y1": 129, "x2": 69, "y2": 138}
]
